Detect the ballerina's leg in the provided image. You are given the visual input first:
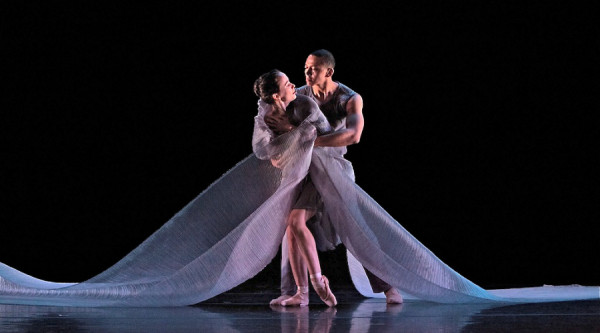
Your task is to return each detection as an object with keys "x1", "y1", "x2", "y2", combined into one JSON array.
[{"x1": 281, "y1": 209, "x2": 336, "y2": 307}]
